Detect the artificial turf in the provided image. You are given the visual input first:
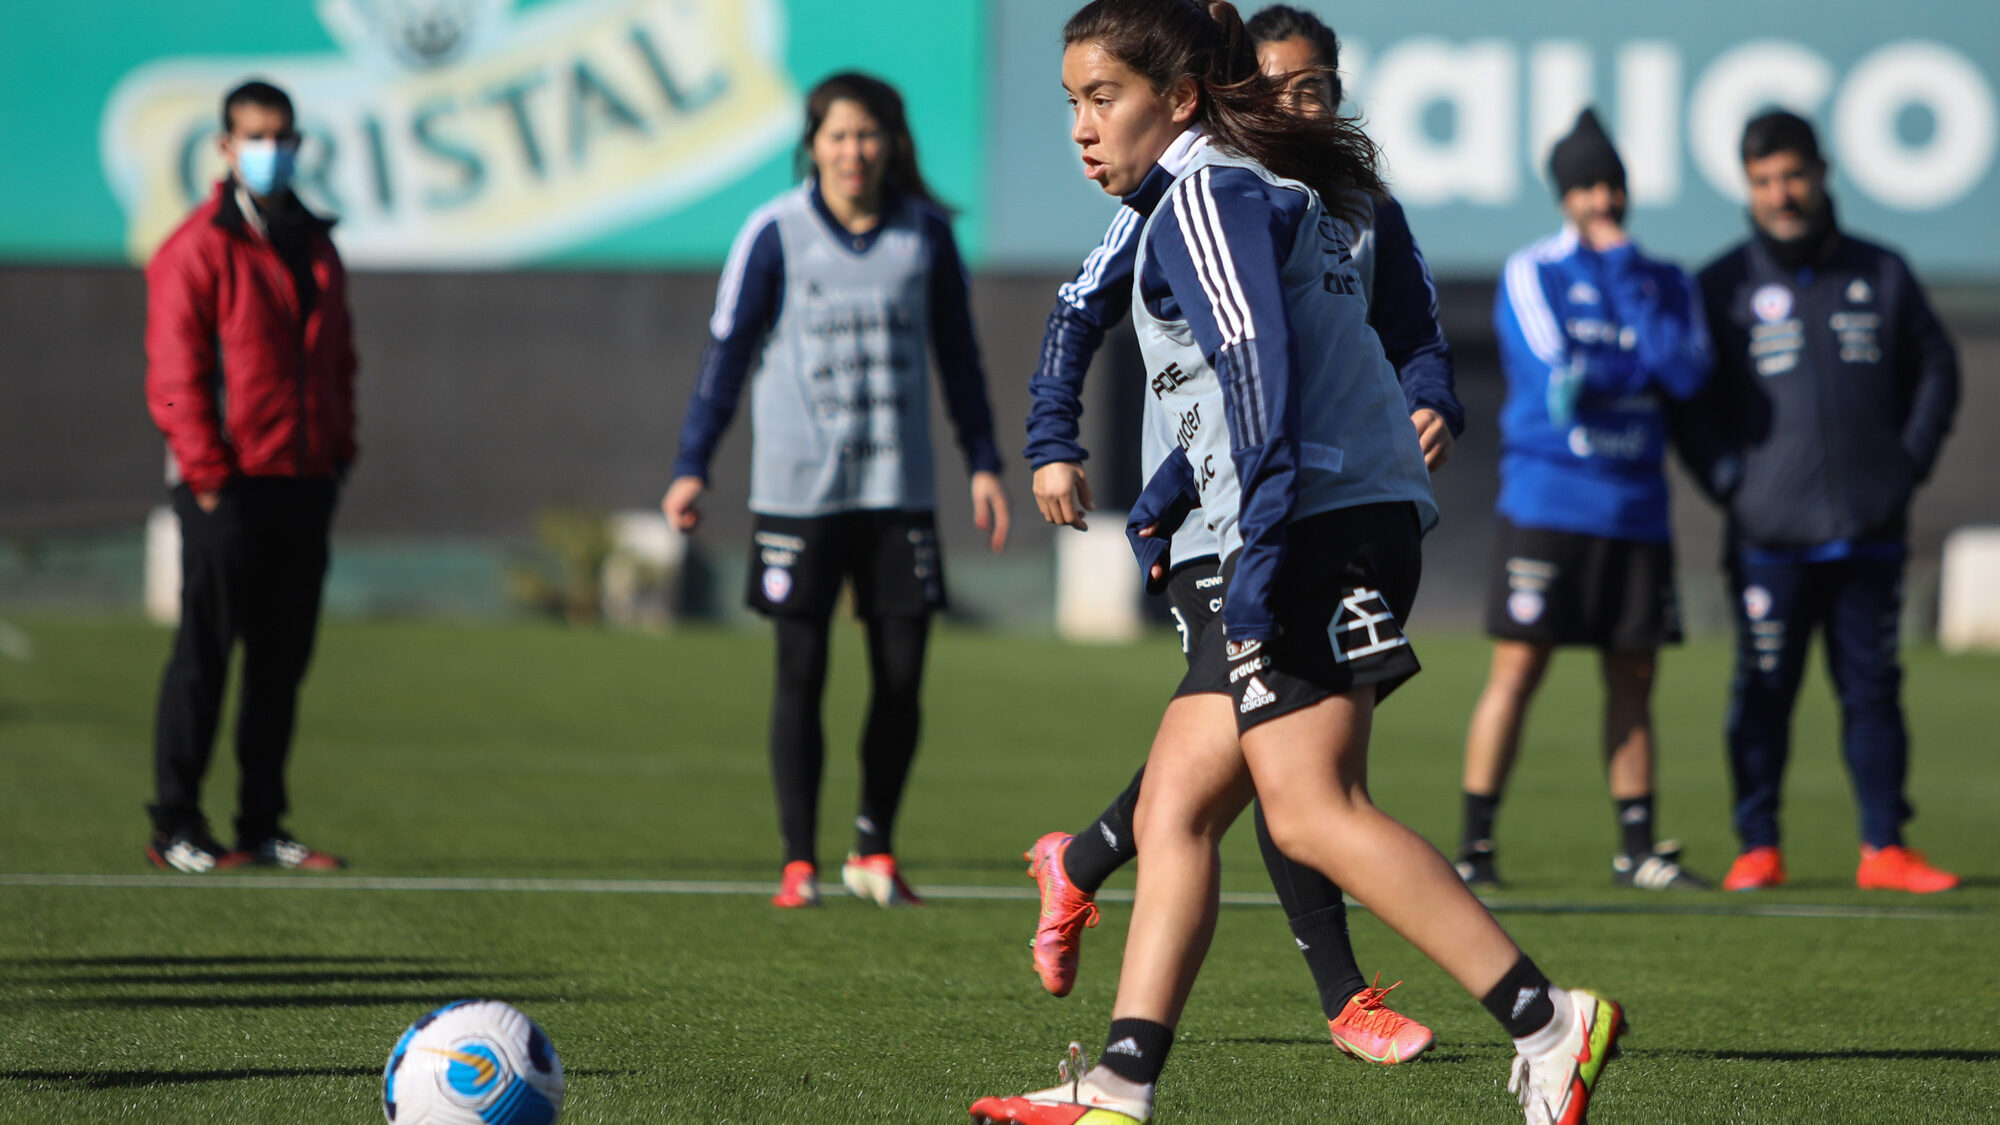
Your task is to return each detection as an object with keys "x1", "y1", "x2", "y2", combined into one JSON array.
[{"x1": 1, "y1": 618, "x2": 1994, "y2": 1123}]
